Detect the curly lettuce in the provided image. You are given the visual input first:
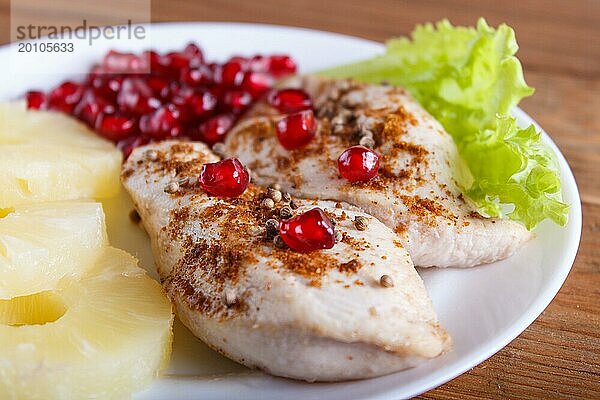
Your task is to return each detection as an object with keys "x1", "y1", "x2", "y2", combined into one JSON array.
[{"x1": 319, "y1": 18, "x2": 568, "y2": 229}]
